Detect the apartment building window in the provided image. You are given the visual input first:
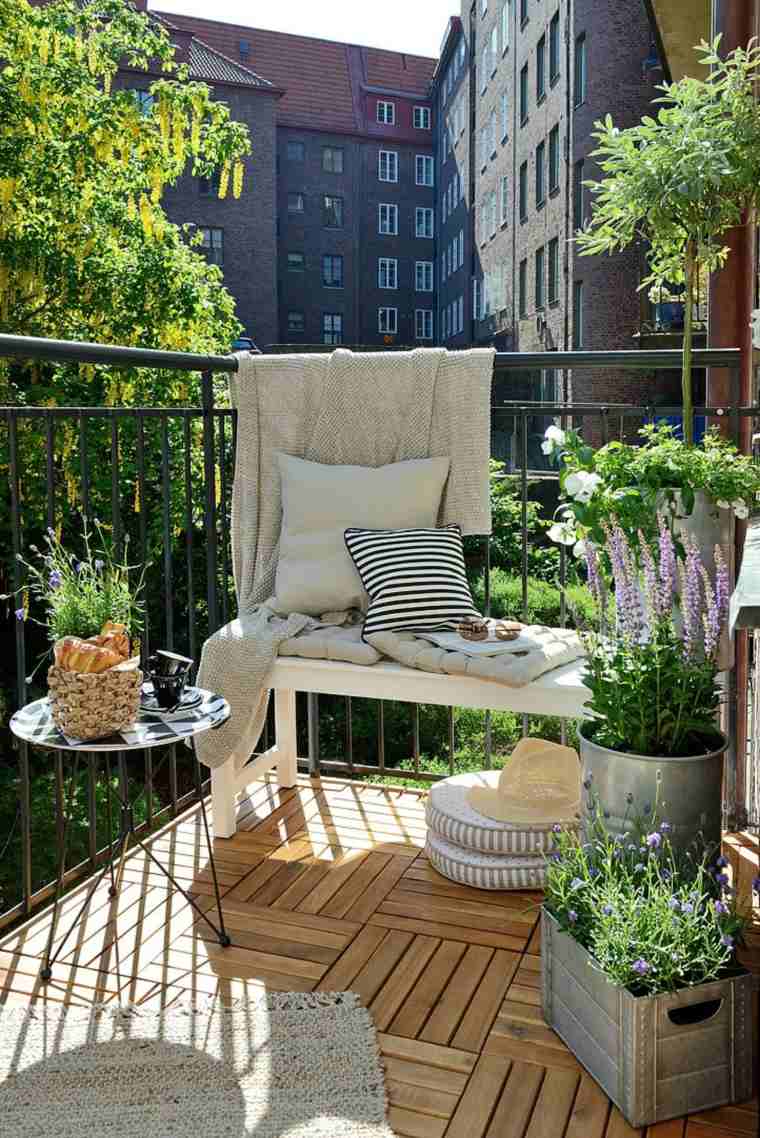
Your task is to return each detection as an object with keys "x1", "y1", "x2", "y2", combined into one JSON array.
[
  {"x1": 323, "y1": 195, "x2": 343, "y2": 228},
  {"x1": 198, "y1": 171, "x2": 221, "y2": 196},
  {"x1": 378, "y1": 202, "x2": 398, "y2": 235},
  {"x1": 473, "y1": 277, "x2": 482, "y2": 321},
  {"x1": 520, "y1": 0, "x2": 528, "y2": 26},
  {"x1": 322, "y1": 146, "x2": 344, "y2": 173},
  {"x1": 378, "y1": 257, "x2": 398, "y2": 289},
  {"x1": 441, "y1": 251, "x2": 447, "y2": 283},
  {"x1": 415, "y1": 155, "x2": 434, "y2": 186},
  {"x1": 536, "y1": 34, "x2": 546, "y2": 101},
  {"x1": 549, "y1": 124, "x2": 560, "y2": 194},
  {"x1": 288, "y1": 191, "x2": 306, "y2": 214},
  {"x1": 519, "y1": 258, "x2": 527, "y2": 316},
  {"x1": 481, "y1": 45, "x2": 489, "y2": 92},
  {"x1": 535, "y1": 245, "x2": 545, "y2": 309},
  {"x1": 378, "y1": 150, "x2": 398, "y2": 182},
  {"x1": 416, "y1": 261, "x2": 434, "y2": 291},
  {"x1": 458, "y1": 39, "x2": 466, "y2": 69},
  {"x1": 573, "y1": 159, "x2": 585, "y2": 228},
  {"x1": 442, "y1": 192, "x2": 447, "y2": 226},
  {"x1": 458, "y1": 228, "x2": 464, "y2": 266},
  {"x1": 499, "y1": 89, "x2": 509, "y2": 141},
  {"x1": 198, "y1": 227, "x2": 223, "y2": 265},
  {"x1": 479, "y1": 199, "x2": 488, "y2": 245},
  {"x1": 323, "y1": 313, "x2": 343, "y2": 345},
  {"x1": 479, "y1": 126, "x2": 487, "y2": 170},
  {"x1": 287, "y1": 140, "x2": 304, "y2": 161},
  {"x1": 287, "y1": 252, "x2": 305, "y2": 272},
  {"x1": 414, "y1": 106, "x2": 431, "y2": 130},
  {"x1": 287, "y1": 311, "x2": 305, "y2": 334},
  {"x1": 549, "y1": 10, "x2": 560, "y2": 82},
  {"x1": 446, "y1": 244, "x2": 453, "y2": 276},
  {"x1": 500, "y1": 1, "x2": 510, "y2": 53},
  {"x1": 519, "y1": 160, "x2": 528, "y2": 221},
  {"x1": 574, "y1": 33, "x2": 587, "y2": 106},
  {"x1": 490, "y1": 25, "x2": 499, "y2": 71},
  {"x1": 520, "y1": 63, "x2": 528, "y2": 124},
  {"x1": 132, "y1": 89, "x2": 154, "y2": 115},
  {"x1": 377, "y1": 100, "x2": 395, "y2": 124},
  {"x1": 416, "y1": 207, "x2": 434, "y2": 238},
  {"x1": 378, "y1": 307, "x2": 398, "y2": 334},
  {"x1": 573, "y1": 280, "x2": 584, "y2": 346},
  {"x1": 415, "y1": 309, "x2": 434, "y2": 340},
  {"x1": 500, "y1": 175, "x2": 509, "y2": 225},
  {"x1": 548, "y1": 236, "x2": 559, "y2": 305},
  {"x1": 536, "y1": 140, "x2": 545, "y2": 207},
  {"x1": 481, "y1": 0, "x2": 488, "y2": 15},
  {"x1": 322, "y1": 254, "x2": 344, "y2": 288}
]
